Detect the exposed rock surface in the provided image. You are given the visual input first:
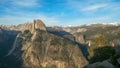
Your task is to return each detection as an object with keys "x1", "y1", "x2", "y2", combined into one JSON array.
[
  {"x1": 87, "y1": 60, "x2": 115, "y2": 68},
  {"x1": 12, "y1": 19, "x2": 46, "y2": 33},
  {"x1": 34, "y1": 19, "x2": 46, "y2": 31},
  {"x1": 62, "y1": 27, "x2": 87, "y2": 34},
  {"x1": 8, "y1": 29, "x2": 88, "y2": 68},
  {"x1": 73, "y1": 32, "x2": 85, "y2": 44},
  {"x1": 1, "y1": 21, "x2": 120, "y2": 68}
]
